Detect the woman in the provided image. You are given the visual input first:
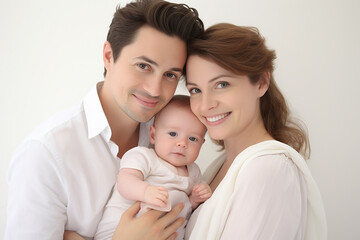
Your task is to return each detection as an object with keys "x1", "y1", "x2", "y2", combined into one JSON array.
[{"x1": 184, "y1": 23, "x2": 327, "y2": 239}]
